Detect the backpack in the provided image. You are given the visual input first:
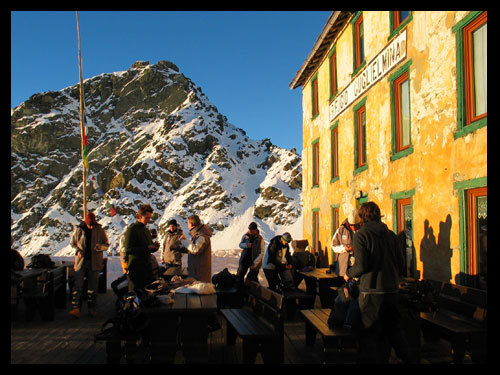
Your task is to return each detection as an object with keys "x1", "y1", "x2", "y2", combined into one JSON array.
[
  {"x1": 27, "y1": 254, "x2": 55, "y2": 269},
  {"x1": 96, "y1": 291, "x2": 148, "y2": 340},
  {"x1": 211, "y1": 267, "x2": 238, "y2": 288}
]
